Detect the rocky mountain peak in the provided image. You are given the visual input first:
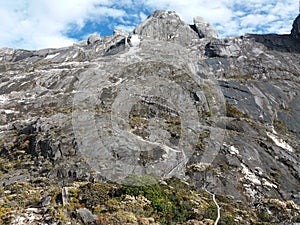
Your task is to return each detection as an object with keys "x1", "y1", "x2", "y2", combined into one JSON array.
[
  {"x1": 133, "y1": 10, "x2": 219, "y2": 46},
  {"x1": 0, "y1": 10, "x2": 300, "y2": 224},
  {"x1": 133, "y1": 10, "x2": 200, "y2": 46}
]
